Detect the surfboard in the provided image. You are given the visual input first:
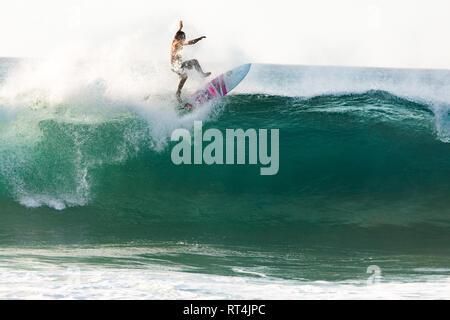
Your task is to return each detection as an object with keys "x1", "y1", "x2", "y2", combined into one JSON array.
[{"x1": 181, "y1": 63, "x2": 251, "y2": 111}]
